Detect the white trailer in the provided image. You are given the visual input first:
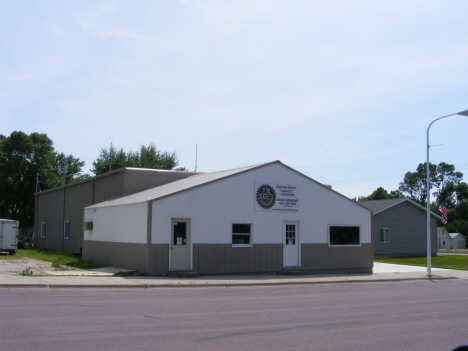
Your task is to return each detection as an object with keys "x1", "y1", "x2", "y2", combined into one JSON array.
[{"x1": 0, "y1": 219, "x2": 19, "y2": 254}]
